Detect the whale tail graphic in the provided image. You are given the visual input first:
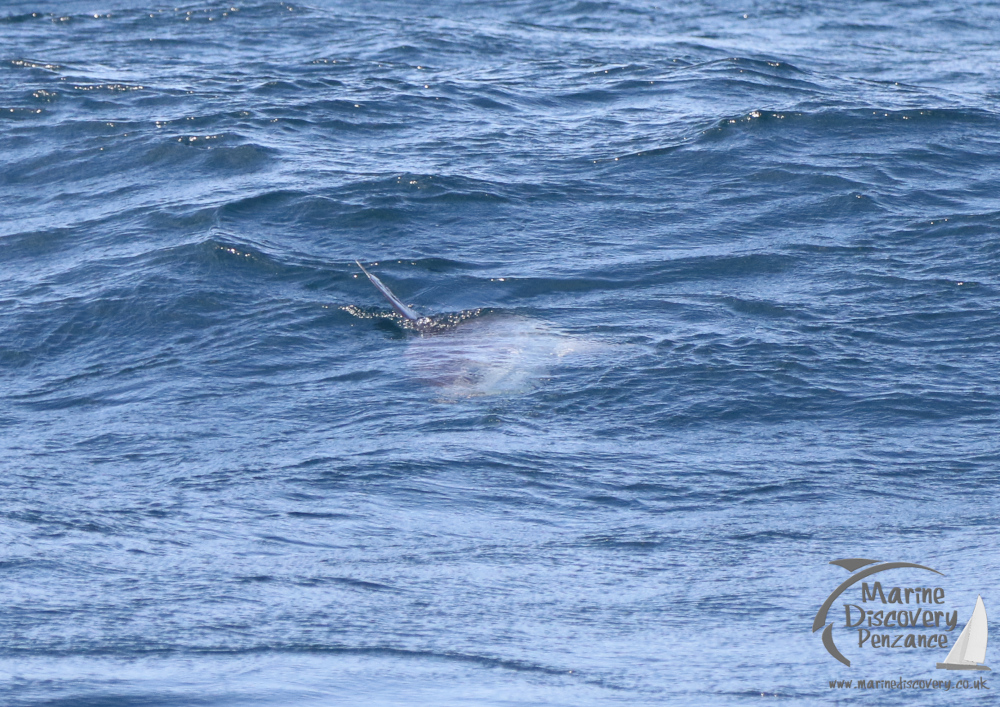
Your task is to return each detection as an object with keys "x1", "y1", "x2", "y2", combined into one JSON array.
[
  {"x1": 355, "y1": 261, "x2": 422, "y2": 322},
  {"x1": 937, "y1": 595, "x2": 991, "y2": 671}
]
